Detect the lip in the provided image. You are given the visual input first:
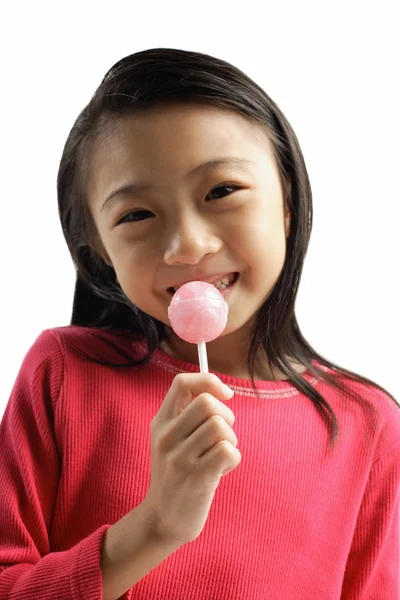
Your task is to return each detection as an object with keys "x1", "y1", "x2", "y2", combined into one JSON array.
[{"x1": 167, "y1": 272, "x2": 239, "y2": 295}]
